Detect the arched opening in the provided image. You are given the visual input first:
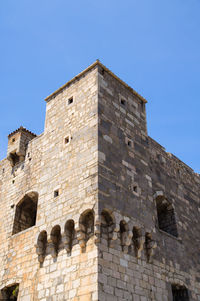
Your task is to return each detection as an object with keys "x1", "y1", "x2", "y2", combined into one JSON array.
[
  {"x1": 50, "y1": 225, "x2": 61, "y2": 257},
  {"x1": 119, "y1": 220, "x2": 128, "y2": 251},
  {"x1": 9, "y1": 152, "x2": 20, "y2": 167},
  {"x1": 64, "y1": 219, "x2": 75, "y2": 253},
  {"x1": 172, "y1": 284, "x2": 189, "y2": 301},
  {"x1": 155, "y1": 196, "x2": 178, "y2": 237},
  {"x1": 132, "y1": 227, "x2": 143, "y2": 258},
  {"x1": 79, "y1": 210, "x2": 94, "y2": 244},
  {"x1": 1, "y1": 283, "x2": 19, "y2": 300},
  {"x1": 12, "y1": 192, "x2": 38, "y2": 235},
  {"x1": 36, "y1": 230, "x2": 47, "y2": 263},
  {"x1": 101, "y1": 210, "x2": 115, "y2": 246}
]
